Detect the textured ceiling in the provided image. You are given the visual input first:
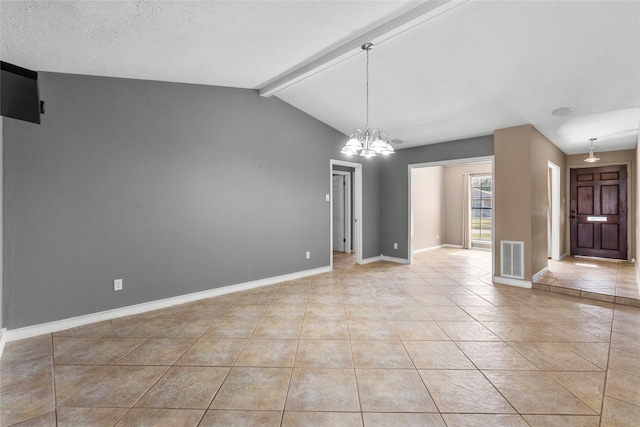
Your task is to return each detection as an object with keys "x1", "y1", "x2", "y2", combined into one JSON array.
[
  {"x1": 2, "y1": 1, "x2": 639, "y2": 154},
  {"x1": 1, "y1": 1, "x2": 416, "y2": 88}
]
